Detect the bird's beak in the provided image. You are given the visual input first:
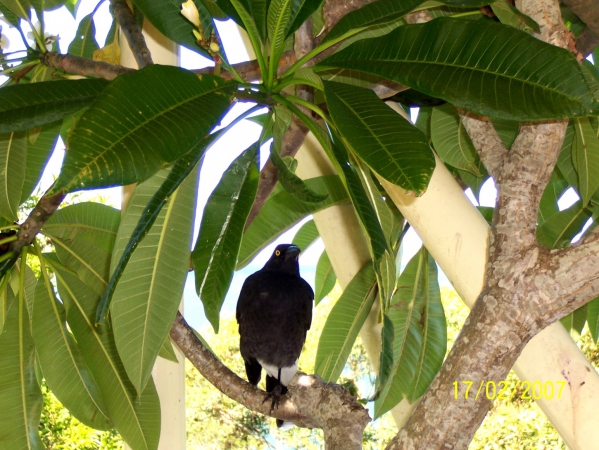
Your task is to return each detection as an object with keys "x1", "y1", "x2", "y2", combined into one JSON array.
[{"x1": 285, "y1": 245, "x2": 301, "y2": 259}]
